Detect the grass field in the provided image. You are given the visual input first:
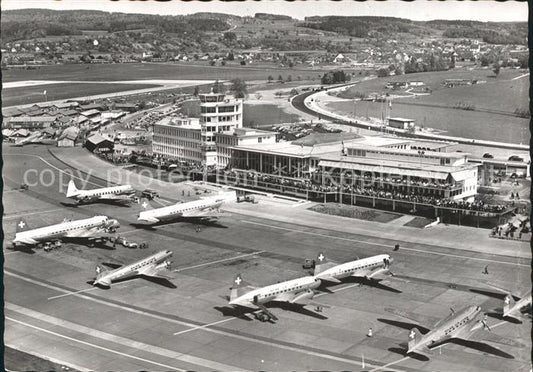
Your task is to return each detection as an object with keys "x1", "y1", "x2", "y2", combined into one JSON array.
[
  {"x1": 2, "y1": 62, "x2": 332, "y2": 83},
  {"x1": 309, "y1": 203, "x2": 402, "y2": 223},
  {"x1": 327, "y1": 99, "x2": 529, "y2": 144},
  {"x1": 332, "y1": 67, "x2": 530, "y2": 144},
  {"x1": 4, "y1": 347, "x2": 80, "y2": 372},
  {"x1": 243, "y1": 103, "x2": 301, "y2": 127},
  {"x1": 2, "y1": 82, "x2": 160, "y2": 107}
]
